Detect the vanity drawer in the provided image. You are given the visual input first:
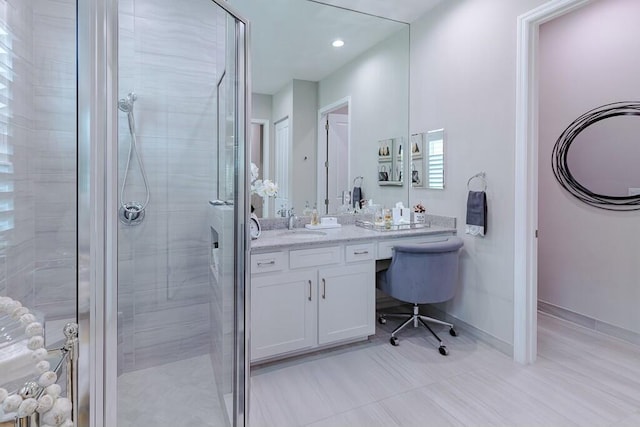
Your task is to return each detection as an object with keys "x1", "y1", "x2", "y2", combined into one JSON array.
[
  {"x1": 251, "y1": 252, "x2": 287, "y2": 274},
  {"x1": 345, "y1": 243, "x2": 375, "y2": 263},
  {"x1": 377, "y1": 234, "x2": 454, "y2": 259},
  {"x1": 290, "y1": 246, "x2": 341, "y2": 269}
]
